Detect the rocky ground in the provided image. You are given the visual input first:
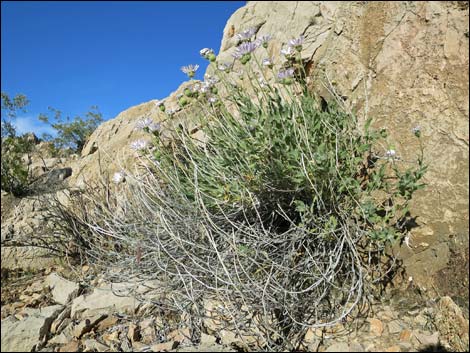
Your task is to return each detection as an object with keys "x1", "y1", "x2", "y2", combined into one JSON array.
[{"x1": 1, "y1": 265, "x2": 468, "y2": 352}]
